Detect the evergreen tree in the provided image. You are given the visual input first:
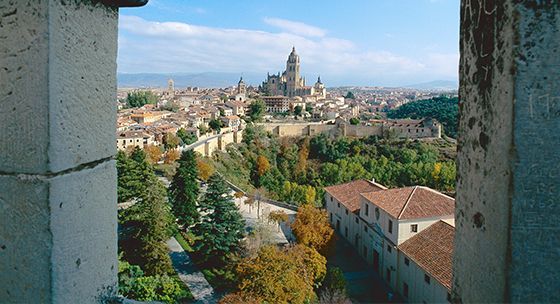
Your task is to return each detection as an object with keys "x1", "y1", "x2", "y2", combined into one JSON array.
[
  {"x1": 193, "y1": 173, "x2": 245, "y2": 266},
  {"x1": 117, "y1": 147, "x2": 156, "y2": 203},
  {"x1": 169, "y1": 150, "x2": 200, "y2": 229},
  {"x1": 135, "y1": 176, "x2": 175, "y2": 276}
]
